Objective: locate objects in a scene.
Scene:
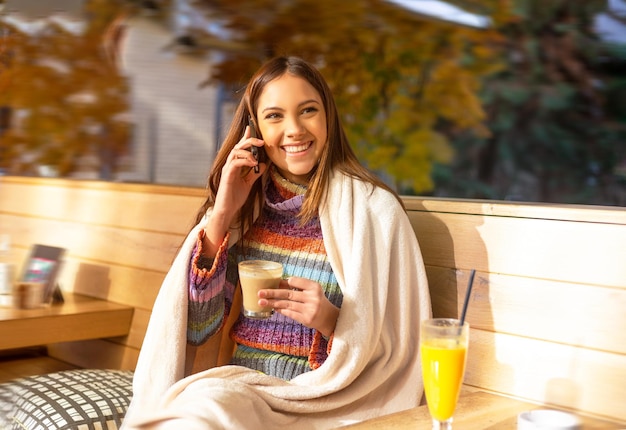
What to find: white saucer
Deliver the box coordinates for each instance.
[517,410,581,430]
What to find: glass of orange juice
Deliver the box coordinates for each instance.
[420,318,469,430]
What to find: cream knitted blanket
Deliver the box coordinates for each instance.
[122,171,431,429]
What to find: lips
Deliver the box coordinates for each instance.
[282,142,313,154]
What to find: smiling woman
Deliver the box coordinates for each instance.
[121,56,432,429]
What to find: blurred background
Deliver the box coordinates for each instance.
[0,0,625,205]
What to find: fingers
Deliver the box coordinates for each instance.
[257,277,335,331]
[230,148,256,163]
[234,126,264,153]
[282,277,308,291]
[258,277,318,310]
[260,278,304,298]
[258,287,301,304]
[226,147,263,180]
[227,128,264,173]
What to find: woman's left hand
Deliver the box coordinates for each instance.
[258,277,339,338]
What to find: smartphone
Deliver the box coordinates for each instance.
[247,116,264,173]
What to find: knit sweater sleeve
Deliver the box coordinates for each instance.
[187,230,234,346]
[309,332,333,370]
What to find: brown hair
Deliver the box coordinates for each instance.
[194,56,403,234]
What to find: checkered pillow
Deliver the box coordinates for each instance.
[0,369,133,430]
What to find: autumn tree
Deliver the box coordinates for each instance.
[0,0,130,178]
[186,0,506,193]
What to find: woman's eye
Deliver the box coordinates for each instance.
[302,106,318,115]
[264,112,281,120]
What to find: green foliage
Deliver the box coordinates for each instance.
[437,0,626,205]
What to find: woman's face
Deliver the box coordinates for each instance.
[256,73,327,185]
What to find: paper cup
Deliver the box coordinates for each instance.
[14,282,46,309]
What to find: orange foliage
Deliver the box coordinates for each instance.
[199,0,510,192]
[0,0,130,177]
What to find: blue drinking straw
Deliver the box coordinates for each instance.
[459,269,476,326]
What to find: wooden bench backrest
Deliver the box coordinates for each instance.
[404,196,626,424]
[1,177,625,424]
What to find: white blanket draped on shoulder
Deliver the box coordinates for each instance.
[122,171,432,429]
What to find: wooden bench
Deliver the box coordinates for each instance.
[0,176,205,370]
[340,391,622,429]
[1,176,624,425]
[404,197,626,425]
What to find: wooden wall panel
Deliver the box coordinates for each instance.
[1,178,203,372]
[48,339,139,371]
[407,201,626,423]
[409,211,626,288]
[59,258,166,310]
[465,329,626,423]
[403,196,626,224]
[2,215,183,272]
[121,308,151,350]
[426,267,626,354]
[0,178,205,234]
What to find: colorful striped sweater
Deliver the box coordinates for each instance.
[187,168,343,380]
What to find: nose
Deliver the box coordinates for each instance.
[285,115,305,138]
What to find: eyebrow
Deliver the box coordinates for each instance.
[261,99,321,113]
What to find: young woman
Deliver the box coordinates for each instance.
[123,56,431,429]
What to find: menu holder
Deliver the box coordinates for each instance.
[19,244,66,304]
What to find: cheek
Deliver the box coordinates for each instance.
[314,119,328,143]
[317,129,328,150]
[261,131,282,151]
[258,125,278,144]
[260,132,283,161]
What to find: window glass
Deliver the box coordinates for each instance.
[1,0,624,206]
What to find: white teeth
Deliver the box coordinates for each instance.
[283,143,310,153]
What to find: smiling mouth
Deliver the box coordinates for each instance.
[283,142,312,154]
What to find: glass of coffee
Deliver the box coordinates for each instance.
[238,260,283,319]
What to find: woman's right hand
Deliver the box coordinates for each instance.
[214,125,266,216]
[202,126,266,257]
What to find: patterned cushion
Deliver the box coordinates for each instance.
[0,369,133,430]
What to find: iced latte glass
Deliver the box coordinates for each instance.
[238,260,283,319]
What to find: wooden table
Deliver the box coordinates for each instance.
[0,292,133,350]
[338,391,623,429]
